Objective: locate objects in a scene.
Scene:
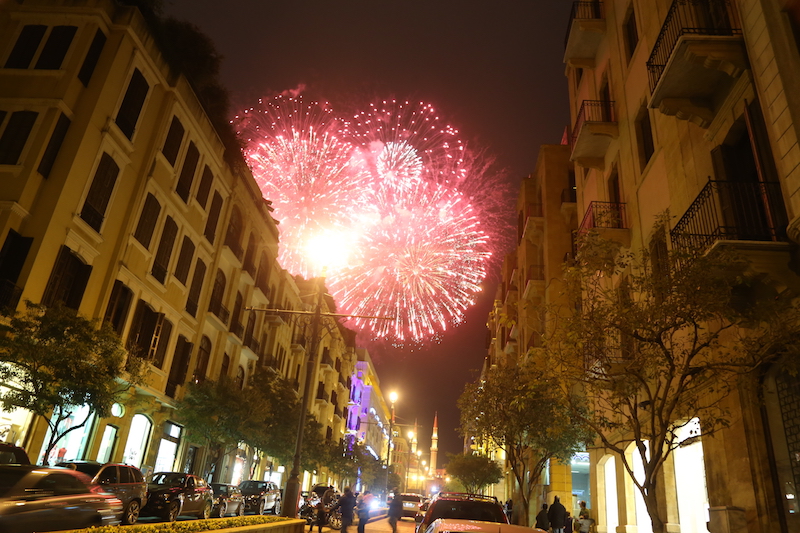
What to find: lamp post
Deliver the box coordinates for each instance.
[385,391,397,497]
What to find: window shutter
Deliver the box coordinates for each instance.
[35,26,77,70]
[78,29,106,86]
[115,69,149,139]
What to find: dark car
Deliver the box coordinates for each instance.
[141,472,213,522]
[0,442,31,465]
[400,493,424,518]
[239,479,281,515]
[415,493,508,533]
[0,464,122,533]
[58,461,147,525]
[211,482,245,518]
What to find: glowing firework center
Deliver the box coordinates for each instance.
[237,97,494,344]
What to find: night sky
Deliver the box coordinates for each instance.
[163,0,573,460]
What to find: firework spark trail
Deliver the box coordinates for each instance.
[238,96,507,344]
[236,96,373,279]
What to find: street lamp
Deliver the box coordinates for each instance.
[386,391,397,496]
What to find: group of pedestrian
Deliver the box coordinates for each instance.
[309,486,377,533]
[534,497,593,533]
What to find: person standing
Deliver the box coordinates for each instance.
[334,487,357,533]
[504,498,513,522]
[564,511,573,533]
[548,495,567,533]
[534,503,550,531]
[387,490,403,533]
[357,491,374,533]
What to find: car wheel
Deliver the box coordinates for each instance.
[217,503,227,518]
[165,501,180,522]
[123,500,141,525]
[198,501,212,520]
[237,502,245,516]
[272,498,281,515]
[258,499,266,515]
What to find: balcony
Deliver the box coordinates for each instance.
[522,264,546,300]
[670,180,788,254]
[647,0,747,128]
[564,1,605,67]
[578,201,631,247]
[230,321,244,340]
[520,202,544,243]
[570,100,618,170]
[208,299,229,325]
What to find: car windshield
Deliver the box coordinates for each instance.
[150,473,186,486]
[430,501,505,523]
[60,463,102,477]
[240,481,266,490]
[211,483,229,495]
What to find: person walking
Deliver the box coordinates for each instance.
[387,490,403,533]
[504,498,513,522]
[548,495,567,533]
[534,503,550,531]
[357,491,374,533]
[334,487,357,533]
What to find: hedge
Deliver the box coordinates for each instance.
[67,515,295,533]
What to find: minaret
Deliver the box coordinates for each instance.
[430,412,438,473]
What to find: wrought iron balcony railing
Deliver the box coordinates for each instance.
[670,179,788,254]
[571,100,616,148]
[646,0,742,92]
[564,1,604,49]
[208,299,229,324]
[579,201,627,233]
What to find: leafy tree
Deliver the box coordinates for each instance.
[458,361,591,526]
[445,452,502,494]
[549,228,800,533]
[0,301,146,464]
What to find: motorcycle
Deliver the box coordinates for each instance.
[299,494,342,530]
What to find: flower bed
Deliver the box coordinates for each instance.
[65,516,305,533]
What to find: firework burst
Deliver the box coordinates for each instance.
[237,96,509,344]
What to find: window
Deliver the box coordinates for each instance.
[235,366,245,389]
[166,335,193,398]
[38,113,71,178]
[224,205,243,258]
[115,68,149,140]
[176,141,199,202]
[195,166,213,208]
[35,26,77,70]
[204,191,223,243]
[192,336,211,383]
[78,29,106,86]
[220,353,230,380]
[133,193,161,248]
[231,292,244,337]
[41,245,92,309]
[256,252,271,295]
[636,107,655,170]
[186,258,206,317]
[173,236,195,285]
[103,280,133,335]
[0,229,32,311]
[623,7,639,62]
[5,25,47,68]
[243,233,257,275]
[209,269,227,320]
[0,110,38,164]
[161,116,185,166]
[80,152,119,232]
[152,216,178,284]
[127,299,170,366]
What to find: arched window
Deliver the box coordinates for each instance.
[231,292,244,337]
[192,336,211,383]
[122,414,152,468]
[224,206,243,259]
[255,252,270,295]
[220,353,230,381]
[243,232,257,275]
[209,269,226,321]
[235,366,245,389]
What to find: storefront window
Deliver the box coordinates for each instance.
[40,405,94,464]
[96,424,118,463]
[154,421,182,473]
[123,414,152,468]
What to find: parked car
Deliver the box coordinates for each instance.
[0,442,31,465]
[400,493,424,518]
[239,479,281,514]
[415,493,508,533]
[422,518,546,533]
[141,472,213,522]
[211,482,245,517]
[0,464,122,532]
[57,460,147,525]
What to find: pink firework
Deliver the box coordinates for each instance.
[238,96,508,344]
[235,95,372,279]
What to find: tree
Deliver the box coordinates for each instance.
[0,301,146,464]
[445,452,502,494]
[549,228,800,533]
[458,362,591,526]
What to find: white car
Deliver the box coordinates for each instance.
[422,518,547,533]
